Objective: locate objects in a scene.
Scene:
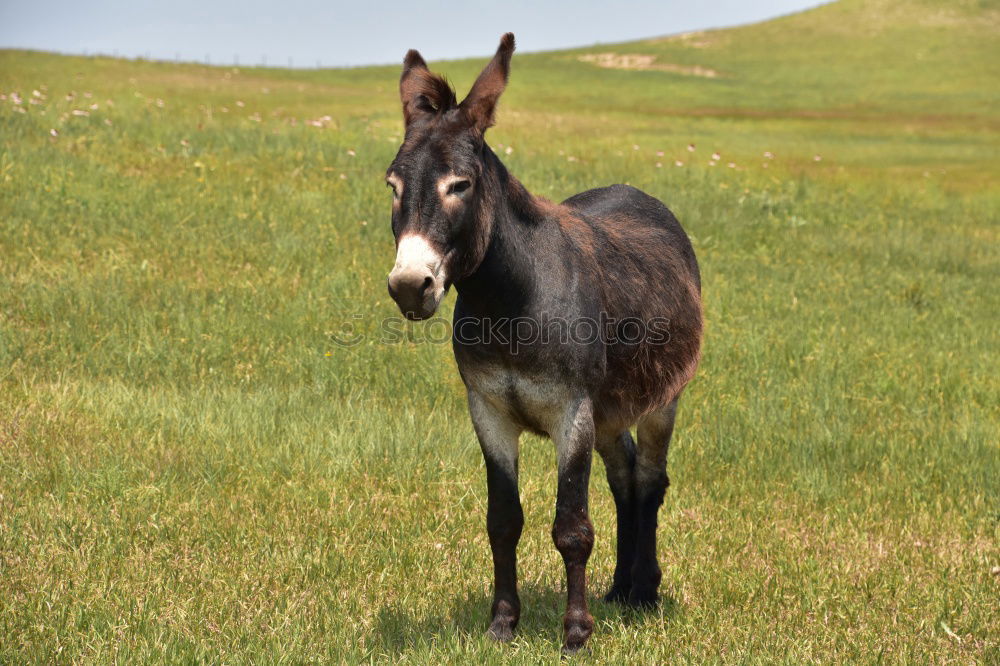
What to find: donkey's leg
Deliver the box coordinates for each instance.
[630,398,679,608]
[468,391,524,642]
[595,428,637,604]
[551,397,597,653]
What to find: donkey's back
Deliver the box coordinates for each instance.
[563,183,700,292]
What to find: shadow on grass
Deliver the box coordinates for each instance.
[372,585,682,656]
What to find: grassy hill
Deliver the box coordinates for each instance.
[1,0,998,662]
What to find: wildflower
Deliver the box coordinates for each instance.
[236,100,245,107]
[0,94,5,101]
[763,151,774,159]
[687,144,695,152]
[567,155,578,162]
[655,162,662,168]
[32,90,42,98]
[84,91,93,98]
[104,118,112,126]
[71,109,89,116]
[155,98,165,107]
[762,162,769,169]
[347,149,356,156]
[65,93,74,101]
[656,151,664,157]
[11,92,23,105]
[339,173,347,180]
[711,152,721,161]
[49,128,58,137]
[221,106,229,113]
[89,103,99,110]
[632,144,640,151]
[675,160,684,167]
[813,154,822,162]
[727,162,736,168]
[180,139,190,147]
[29,98,40,105]
[504,146,513,155]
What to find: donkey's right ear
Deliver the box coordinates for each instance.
[400,49,457,127]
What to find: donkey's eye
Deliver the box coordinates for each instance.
[448,179,472,196]
[387,182,398,198]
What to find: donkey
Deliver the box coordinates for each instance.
[384,33,702,653]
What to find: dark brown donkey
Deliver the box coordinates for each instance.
[384,33,702,653]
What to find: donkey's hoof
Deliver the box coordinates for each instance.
[487,599,519,642]
[626,587,659,609]
[561,643,592,658]
[562,609,594,654]
[603,584,631,604]
[487,618,516,642]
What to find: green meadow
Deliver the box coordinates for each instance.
[1,0,998,661]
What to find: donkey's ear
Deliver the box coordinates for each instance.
[459,33,515,133]
[400,49,457,127]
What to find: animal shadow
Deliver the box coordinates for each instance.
[372,585,682,657]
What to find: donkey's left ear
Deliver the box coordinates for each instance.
[460,33,515,133]
[400,48,458,127]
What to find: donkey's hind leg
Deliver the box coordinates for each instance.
[630,398,679,607]
[595,428,637,604]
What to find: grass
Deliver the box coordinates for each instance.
[1,0,998,662]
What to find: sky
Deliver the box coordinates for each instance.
[0,0,827,68]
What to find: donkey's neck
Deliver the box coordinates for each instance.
[453,151,548,318]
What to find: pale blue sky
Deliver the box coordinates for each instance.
[0,0,826,68]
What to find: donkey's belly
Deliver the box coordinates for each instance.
[458,360,573,436]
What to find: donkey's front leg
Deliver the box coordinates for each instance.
[468,391,524,642]
[552,397,597,653]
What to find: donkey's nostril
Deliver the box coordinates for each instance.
[421,276,433,291]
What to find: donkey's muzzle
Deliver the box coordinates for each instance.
[388,268,438,320]
[388,233,446,320]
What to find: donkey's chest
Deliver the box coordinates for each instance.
[457,359,572,436]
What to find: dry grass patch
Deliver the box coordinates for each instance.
[577,53,721,78]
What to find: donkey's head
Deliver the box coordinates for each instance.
[385,33,515,320]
